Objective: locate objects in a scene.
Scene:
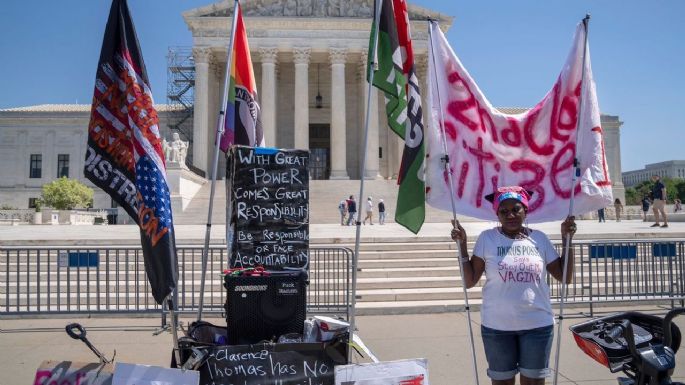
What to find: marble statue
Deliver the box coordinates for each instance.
[162,138,171,162]
[169,133,189,167]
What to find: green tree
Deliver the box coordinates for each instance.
[625,188,639,205]
[630,177,682,203]
[40,177,94,210]
[675,179,685,202]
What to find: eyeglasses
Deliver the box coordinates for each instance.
[497,205,525,217]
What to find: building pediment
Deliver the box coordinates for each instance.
[184,0,452,23]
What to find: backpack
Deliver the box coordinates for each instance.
[338,201,345,210]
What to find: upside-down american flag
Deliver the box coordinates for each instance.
[84,0,178,304]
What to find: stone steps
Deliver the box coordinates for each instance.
[172,179,464,225]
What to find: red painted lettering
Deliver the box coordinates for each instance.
[458,162,469,198]
[550,81,580,141]
[510,160,545,212]
[480,107,498,143]
[446,71,482,133]
[444,121,457,141]
[467,138,496,207]
[550,142,581,198]
[502,117,522,147]
[591,126,612,186]
[523,103,554,156]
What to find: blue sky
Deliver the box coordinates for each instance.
[1,1,683,172]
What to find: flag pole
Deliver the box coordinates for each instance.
[552,14,590,385]
[428,20,480,385]
[348,0,383,360]
[197,0,240,322]
[167,292,181,365]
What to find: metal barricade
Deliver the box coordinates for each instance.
[0,245,352,320]
[549,240,685,315]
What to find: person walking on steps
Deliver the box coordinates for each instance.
[346,195,356,226]
[378,199,386,225]
[651,175,668,228]
[450,186,577,385]
[363,196,374,225]
[338,198,347,226]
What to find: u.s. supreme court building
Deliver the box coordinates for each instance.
[0,0,625,217]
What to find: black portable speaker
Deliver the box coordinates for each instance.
[224,271,307,345]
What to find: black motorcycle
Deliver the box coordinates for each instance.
[570,308,685,385]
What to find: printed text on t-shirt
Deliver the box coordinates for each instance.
[496,246,543,284]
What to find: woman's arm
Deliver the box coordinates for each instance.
[451,223,486,288]
[547,216,576,284]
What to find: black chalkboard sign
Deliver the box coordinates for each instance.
[227,146,309,270]
[194,342,346,385]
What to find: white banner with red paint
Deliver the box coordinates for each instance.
[425,22,613,222]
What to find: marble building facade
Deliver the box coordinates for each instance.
[0,0,625,211]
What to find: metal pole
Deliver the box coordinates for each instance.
[552,14,590,385]
[428,20,480,385]
[348,0,383,361]
[197,0,240,322]
[167,293,181,366]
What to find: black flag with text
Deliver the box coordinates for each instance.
[84,0,178,304]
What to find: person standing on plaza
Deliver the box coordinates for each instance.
[363,196,374,225]
[597,208,605,222]
[675,198,682,213]
[614,198,623,222]
[338,198,348,226]
[651,175,668,227]
[378,198,386,225]
[641,195,651,222]
[346,195,356,226]
[450,186,577,385]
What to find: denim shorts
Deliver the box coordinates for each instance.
[481,324,554,380]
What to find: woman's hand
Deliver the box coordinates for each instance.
[451,221,467,242]
[561,216,577,239]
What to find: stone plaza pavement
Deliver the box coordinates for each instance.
[2,219,685,384]
[1,307,685,385]
[2,218,685,245]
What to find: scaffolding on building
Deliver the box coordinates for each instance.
[166,46,195,167]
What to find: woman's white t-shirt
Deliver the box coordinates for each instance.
[472,228,559,331]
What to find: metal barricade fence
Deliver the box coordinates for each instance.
[3,240,685,318]
[0,245,352,320]
[549,240,685,314]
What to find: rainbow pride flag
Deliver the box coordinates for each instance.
[220,2,263,152]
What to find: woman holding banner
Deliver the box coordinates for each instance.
[450,186,577,385]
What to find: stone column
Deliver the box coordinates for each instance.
[45,130,56,180]
[76,130,86,183]
[359,52,381,179]
[192,47,211,173]
[293,47,311,150]
[17,131,27,184]
[601,115,625,204]
[329,48,349,179]
[260,48,278,147]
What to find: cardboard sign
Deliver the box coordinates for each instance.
[34,360,114,385]
[112,363,199,385]
[191,342,346,385]
[227,146,310,270]
[335,359,429,385]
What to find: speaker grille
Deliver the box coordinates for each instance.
[225,273,307,345]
